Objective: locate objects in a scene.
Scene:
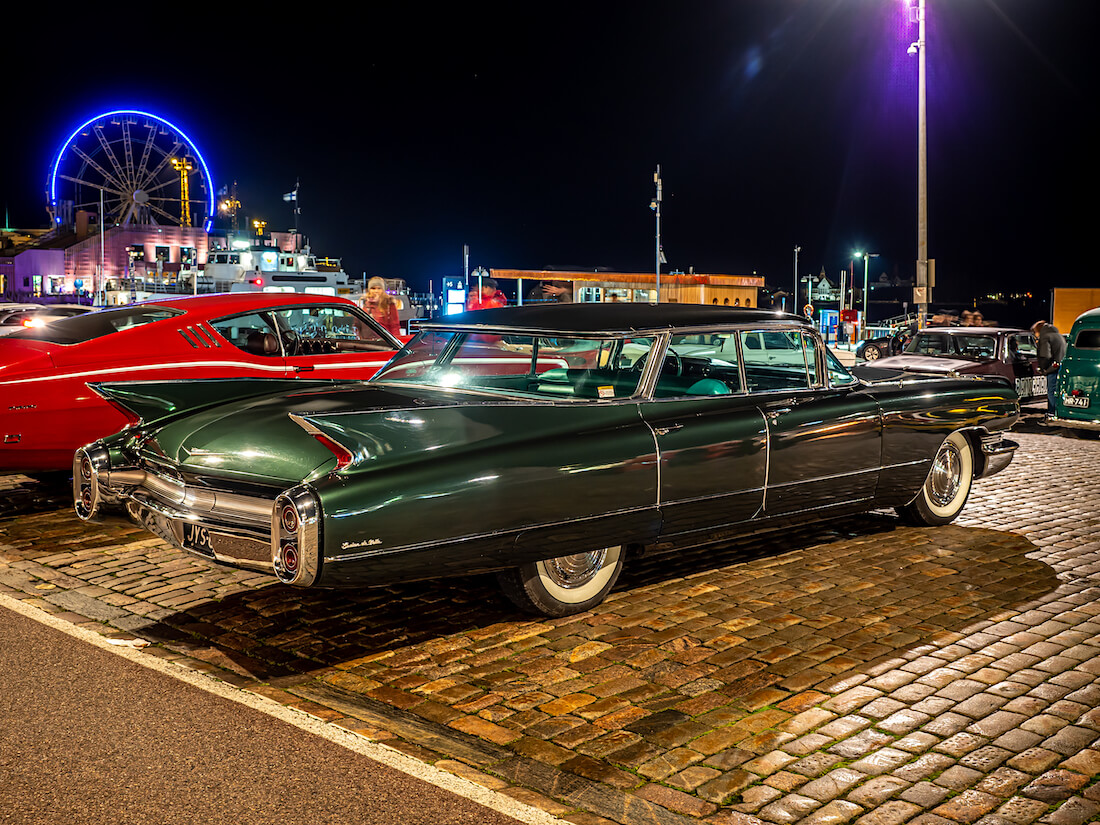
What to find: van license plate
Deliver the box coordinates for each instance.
[1064,395,1091,409]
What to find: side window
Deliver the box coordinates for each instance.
[1075,329,1100,349]
[801,331,822,386]
[210,312,281,357]
[1011,334,1038,357]
[656,331,741,397]
[271,306,393,354]
[740,329,811,392]
[825,345,857,387]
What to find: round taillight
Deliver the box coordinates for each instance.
[81,489,93,510]
[281,544,299,573]
[281,504,299,533]
[80,455,93,480]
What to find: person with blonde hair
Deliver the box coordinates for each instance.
[365,277,400,336]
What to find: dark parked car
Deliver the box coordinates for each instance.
[1050,308,1100,438]
[855,326,1045,403]
[855,330,907,361]
[75,304,1020,617]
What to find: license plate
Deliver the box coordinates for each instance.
[1064,395,1091,409]
[182,522,214,555]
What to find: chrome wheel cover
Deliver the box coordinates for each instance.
[929,442,963,507]
[543,549,606,589]
[864,346,880,360]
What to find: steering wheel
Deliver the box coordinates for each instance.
[280,329,301,356]
[632,348,682,377]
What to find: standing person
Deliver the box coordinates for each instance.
[467,278,507,311]
[543,281,572,302]
[365,277,400,336]
[1031,320,1066,413]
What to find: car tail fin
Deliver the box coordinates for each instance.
[90,379,331,426]
[289,414,358,470]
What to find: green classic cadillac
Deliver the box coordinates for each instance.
[74,304,1020,616]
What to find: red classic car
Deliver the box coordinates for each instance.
[853,326,1046,403]
[0,293,402,475]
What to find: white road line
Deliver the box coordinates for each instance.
[0,592,567,825]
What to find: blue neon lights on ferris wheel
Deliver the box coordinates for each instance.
[48,108,216,227]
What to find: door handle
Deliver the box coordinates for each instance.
[294,365,315,373]
[765,407,792,422]
[654,424,684,436]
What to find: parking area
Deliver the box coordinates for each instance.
[2,427,1099,825]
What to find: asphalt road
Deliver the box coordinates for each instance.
[0,600,534,825]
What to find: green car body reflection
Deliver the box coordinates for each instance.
[74,304,1021,616]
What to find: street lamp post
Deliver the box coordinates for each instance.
[793,245,801,311]
[908,0,929,326]
[651,166,664,302]
[862,252,879,335]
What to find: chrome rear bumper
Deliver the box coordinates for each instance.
[74,443,323,586]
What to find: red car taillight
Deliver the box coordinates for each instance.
[311,432,354,471]
[272,487,321,587]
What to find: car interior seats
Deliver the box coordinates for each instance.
[246,330,280,356]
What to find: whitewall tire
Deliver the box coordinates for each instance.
[498,546,624,617]
[897,431,974,526]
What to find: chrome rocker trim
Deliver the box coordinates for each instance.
[1046,415,1100,432]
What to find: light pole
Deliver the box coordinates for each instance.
[650,166,664,301]
[860,252,879,335]
[908,0,929,326]
[793,246,801,311]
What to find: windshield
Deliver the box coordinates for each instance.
[904,332,998,359]
[373,330,655,400]
[6,305,183,344]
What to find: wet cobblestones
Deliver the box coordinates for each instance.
[3,431,1100,824]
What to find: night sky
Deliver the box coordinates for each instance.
[2,2,1096,304]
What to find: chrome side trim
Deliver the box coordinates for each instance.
[761,463,885,492]
[326,502,659,564]
[178,328,200,348]
[1046,415,1100,432]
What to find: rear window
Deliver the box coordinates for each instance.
[6,305,183,344]
[1074,330,1100,349]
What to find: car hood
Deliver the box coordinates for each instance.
[866,354,986,373]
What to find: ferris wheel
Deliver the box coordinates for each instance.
[47,109,214,228]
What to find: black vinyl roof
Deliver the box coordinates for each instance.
[422,302,811,334]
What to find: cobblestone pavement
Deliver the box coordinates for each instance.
[3,428,1100,825]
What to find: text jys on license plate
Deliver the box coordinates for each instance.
[1064,395,1090,408]
[183,523,213,552]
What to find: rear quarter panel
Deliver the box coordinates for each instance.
[311,401,660,585]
